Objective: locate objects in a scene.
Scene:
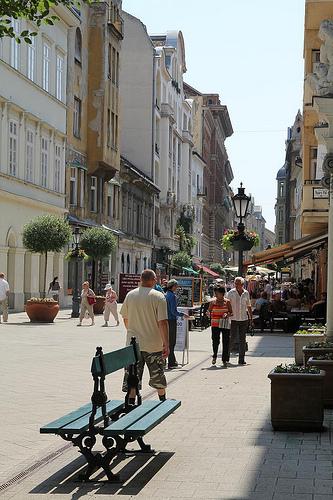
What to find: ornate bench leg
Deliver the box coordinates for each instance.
[137,436,154,453]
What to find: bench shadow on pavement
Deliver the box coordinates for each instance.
[29,451,173,497]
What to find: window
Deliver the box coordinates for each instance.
[111,112,118,148]
[116,51,120,86]
[108,44,112,78]
[73,97,81,138]
[41,137,48,187]
[113,185,119,219]
[310,146,318,178]
[278,207,283,223]
[90,176,97,212]
[70,167,77,205]
[279,181,285,198]
[107,109,111,147]
[79,169,85,207]
[177,141,181,166]
[74,28,82,63]
[8,120,18,176]
[312,49,320,73]
[26,129,34,181]
[56,54,64,101]
[27,36,36,81]
[112,47,116,84]
[107,192,112,217]
[10,20,20,70]
[54,144,61,192]
[42,42,50,92]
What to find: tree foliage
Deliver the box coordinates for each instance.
[0,1,92,42]
[80,227,116,260]
[175,224,195,254]
[209,263,225,276]
[22,214,71,296]
[22,214,72,254]
[171,251,192,272]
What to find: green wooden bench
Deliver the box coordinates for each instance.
[40,337,181,482]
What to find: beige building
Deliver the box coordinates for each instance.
[0,8,79,310]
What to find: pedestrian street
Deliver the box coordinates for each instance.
[1,309,333,499]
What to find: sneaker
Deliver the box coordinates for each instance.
[102,322,108,327]
[116,321,119,326]
[212,357,216,365]
[168,364,179,369]
[223,361,228,368]
[238,360,247,365]
[77,323,82,327]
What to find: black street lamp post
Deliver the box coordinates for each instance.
[71,226,82,318]
[232,183,251,277]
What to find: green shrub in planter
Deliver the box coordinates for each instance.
[303,341,333,366]
[309,353,333,408]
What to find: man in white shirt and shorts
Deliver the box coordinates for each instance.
[120,269,169,402]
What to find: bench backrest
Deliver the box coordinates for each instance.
[91,341,140,376]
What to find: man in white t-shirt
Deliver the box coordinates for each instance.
[120,269,169,402]
[227,277,253,365]
[0,273,10,323]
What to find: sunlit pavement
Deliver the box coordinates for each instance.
[1,308,333,499]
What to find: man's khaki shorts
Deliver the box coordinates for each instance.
[123,350,167,391]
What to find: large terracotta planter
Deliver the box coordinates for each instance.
[93,296,105,315]
[293,333,326,365]
[309,357,333,408]
[25,300,60,323]
[303,346,333,366]
[268,369,325,431]
[231,238,254,252]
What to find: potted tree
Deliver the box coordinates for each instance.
[22,215,72,322]
[268,363,325,431]
[309,353,333,408]
[170,251,192,274]
[293,329,326,365]
[80,227,116,314]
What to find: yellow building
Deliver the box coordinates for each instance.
[65,1,123,295]
[302,0,332,235]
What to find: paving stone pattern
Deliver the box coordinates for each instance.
[0,309,333,499]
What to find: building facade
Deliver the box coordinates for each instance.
[65,1,123,296]
[0,7,79,310]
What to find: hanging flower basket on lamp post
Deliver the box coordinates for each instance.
[221,229,259,252]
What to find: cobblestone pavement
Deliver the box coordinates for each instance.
[0,309,333,499]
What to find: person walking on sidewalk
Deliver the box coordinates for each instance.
[208,285,233,367]
[0,272,10,323]
[102,283,119,327]
[227,277,253,365]
[165,279,188,369]
[77,281,95,326]
[120,269,169,402]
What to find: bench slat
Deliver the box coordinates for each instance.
[125,400,181,437]
[91,345,138,375]
[59,400,124,434]
[40,402,93,434]
[103,401,161,436]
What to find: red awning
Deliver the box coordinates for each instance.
[197,265,219,278]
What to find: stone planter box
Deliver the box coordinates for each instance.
[25,300,60,323]
[93,296,105,315]
[231,238,254,252]
[267,369,325,431]
[293,333,326,365]
[308,357,333,408]
[303,346,333,366]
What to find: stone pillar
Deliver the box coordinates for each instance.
[0,246,8,275]
[313,97,333,339]
[53,252,65,306]
[9,248,25,311]
[24,252,40,301]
